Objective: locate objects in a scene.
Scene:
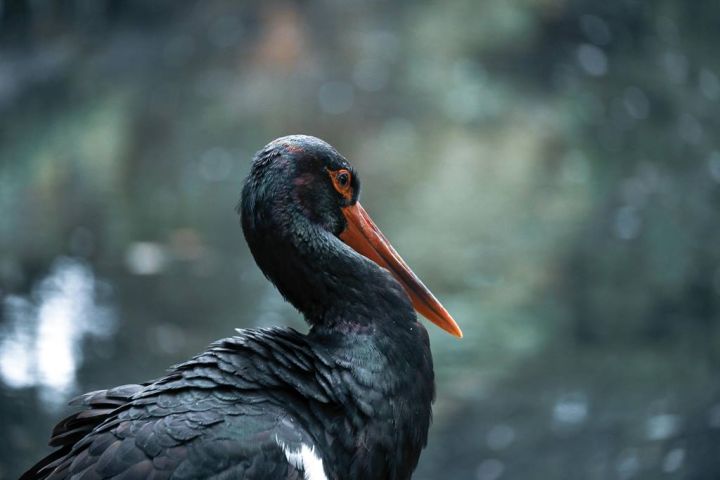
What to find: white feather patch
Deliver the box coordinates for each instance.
[276,438,327,480]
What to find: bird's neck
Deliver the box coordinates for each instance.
[244,207,435,478]
[248,211,417,331]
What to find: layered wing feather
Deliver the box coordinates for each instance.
[22,328,335,480]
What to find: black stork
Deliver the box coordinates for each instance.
[22,135,462,480]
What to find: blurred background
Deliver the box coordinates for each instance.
[1,0,719,478]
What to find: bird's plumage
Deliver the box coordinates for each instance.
[24,327,433,480]
[22,135,452,480]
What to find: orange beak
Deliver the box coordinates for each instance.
[339,202,463,338]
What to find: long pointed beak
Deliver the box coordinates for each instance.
[339,202,463,338]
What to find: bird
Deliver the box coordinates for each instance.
[21,135,462,480]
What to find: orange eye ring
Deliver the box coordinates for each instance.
[328,168,353,200]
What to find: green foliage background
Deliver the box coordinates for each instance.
[1,1,719,478]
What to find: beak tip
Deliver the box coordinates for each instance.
[449,325,463,339]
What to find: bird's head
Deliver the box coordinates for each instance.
[241,135,462,338]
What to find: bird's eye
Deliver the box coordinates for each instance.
[328,168,353,199]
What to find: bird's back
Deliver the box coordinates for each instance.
[23,324,433,480]
[23,328,334,480]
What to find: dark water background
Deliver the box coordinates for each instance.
[1,1,720,479]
